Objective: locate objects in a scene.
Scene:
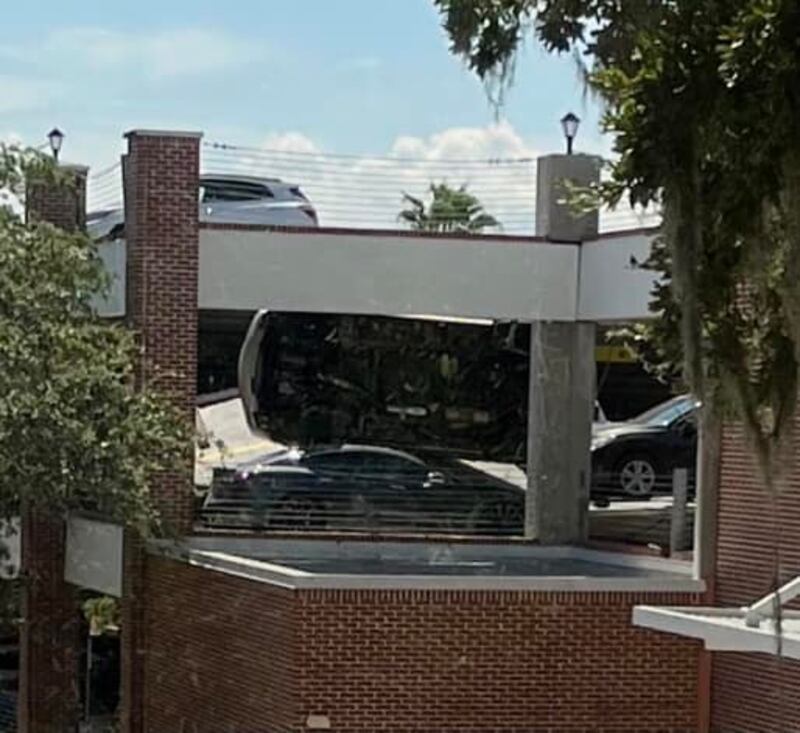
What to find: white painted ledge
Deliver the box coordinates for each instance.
[152,539,704,593]
[633,605,800,659]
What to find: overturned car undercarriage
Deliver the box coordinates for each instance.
[240,311,530,462]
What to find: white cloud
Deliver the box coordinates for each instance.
[260,132,321,155]
[390,121,537,161]
[12,27,259,80]
[0,76,61,113]
[0,131,23,146]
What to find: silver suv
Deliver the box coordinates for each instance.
[88,174,318,240]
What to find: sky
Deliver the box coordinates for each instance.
[1,0,606,164]
[0,1,636,230]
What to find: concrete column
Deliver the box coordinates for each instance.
[20,165,88,732]
[119,130,201,733]
[693,405,722,590]
[525,321,595,544]
[535,154,600,243]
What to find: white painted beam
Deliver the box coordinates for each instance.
[199,227,580,321]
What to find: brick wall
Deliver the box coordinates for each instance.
[712,653,800,733]
[710,421,800,731]
[120,130,202,732]
[142,555,300,732]
[298,588,702,733]
[20,165,88,732]
[140,555,702,733]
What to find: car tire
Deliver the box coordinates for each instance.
[615,453,660,498]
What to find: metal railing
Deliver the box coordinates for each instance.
[198,457,527,537]
[195,448,696,552]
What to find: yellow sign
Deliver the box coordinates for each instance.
[595,345,636,363]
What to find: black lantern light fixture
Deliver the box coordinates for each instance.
[47,127,64,162]
[560,113,580,155]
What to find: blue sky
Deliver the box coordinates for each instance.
[1,0,606,170]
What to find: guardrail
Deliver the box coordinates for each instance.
[194,456,696,550]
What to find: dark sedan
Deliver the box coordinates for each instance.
[202,444,525,535]
[590,395,699,500]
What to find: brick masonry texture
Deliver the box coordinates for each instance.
[297,588,702,733]
[711,421,800,732]
[124,132,199,536]
[142,554,702,733]
[19,515,80,732]
[25,167,87,233]
[120,132,201,732]
[142,556,300,732]
[20,168,88,732]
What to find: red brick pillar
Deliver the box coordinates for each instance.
[118,130,201,732]
[19,516,80,732]
[20,165,88,732]
[25,164,88,232]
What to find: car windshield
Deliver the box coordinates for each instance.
[630,395,696,427]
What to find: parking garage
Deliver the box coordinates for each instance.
[23,130,706,732]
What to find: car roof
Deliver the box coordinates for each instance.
[241,444,427,470]
[200,174,301,189]
[241,465,315,476]
[328,444,426,464]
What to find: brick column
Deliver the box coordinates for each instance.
[19,516,80,732]
[20,165,88,732]
[25,164,88,232]
[118,130,201,733]
[123,130,200,534]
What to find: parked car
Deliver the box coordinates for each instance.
[202,444,525,535]
[87,174,317,240]
[590,394,699,500]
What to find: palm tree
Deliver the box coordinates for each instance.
[398,183,499,233]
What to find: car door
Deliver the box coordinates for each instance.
[354,453,441,531]
[301,451,370,528]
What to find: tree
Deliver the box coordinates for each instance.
[435,0,800,495]
[399,183,499,233]
[0,144,187,533]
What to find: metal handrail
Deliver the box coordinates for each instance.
[744,576,800,628]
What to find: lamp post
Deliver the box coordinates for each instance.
[47,127,64,163]
[560,113,580,155]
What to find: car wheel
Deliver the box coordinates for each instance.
[471,499,524,534]
[616,454,659,498]
[268,496,326,530]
